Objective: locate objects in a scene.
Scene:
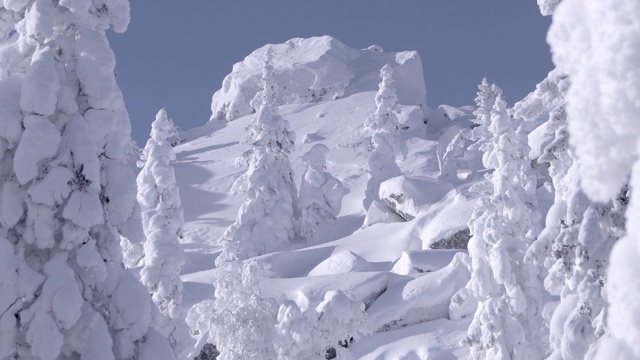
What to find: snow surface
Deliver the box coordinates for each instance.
[209,36,427,122]
[151,36,574,359]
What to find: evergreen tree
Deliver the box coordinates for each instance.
[0,1,174,359]
[213,259,279,360]
[363,64,407,210]
[299,144,349,242]
[438,129,471,183]
[468,78,502,152]
[137,109,193,358]
[460,93,543,360]
[524,71,627,360]
[547,1,640,358]
[274,291,370,360]
[220,52,298,259]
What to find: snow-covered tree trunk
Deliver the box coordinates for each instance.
[363,64,407,210]
[137,109,193,358]
[299,144,349,242]
[460,93,543,360]
[548,1,640,358]
[0,1,176,359]
[220,51,298,259]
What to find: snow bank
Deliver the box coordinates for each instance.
[308,251,376,277]
[414,185,476,249]
[210,36,427,121]
[350,318,471,360]
[379,175,453,220]
[391,249,466,277]
[367,252,472,331]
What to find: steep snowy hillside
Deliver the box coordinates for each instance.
[173,37,491,359]
[210,36,427,122]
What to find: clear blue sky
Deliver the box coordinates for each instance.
[108,1,553,145]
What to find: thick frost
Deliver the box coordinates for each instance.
[13,115,60,184]
[548,0,640,202]
[0,1,176,358]
[549,1,640,358]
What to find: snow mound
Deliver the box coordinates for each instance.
[210,36,427,121]
[362,200,405,228]
[308,251,375,277]
[391,249,466,277]
[367,252,472,331]
[380,175,454,220]
[415,185,477,249]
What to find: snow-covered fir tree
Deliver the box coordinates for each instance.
[363,64,407,210]
[522,70,627,360]
[137,109,193,358]
[299,144,349,242]
[187,248,280,360]
[274,291,370,360]
[538,0,562,16]
[460,92,543,360]
[548,1,640,358]
[220,51,298,259]
[468,78,501,152]
[213,259,279,360]
[0,1,177,359]
[438,129,471,183]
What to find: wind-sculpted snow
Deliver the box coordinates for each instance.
[210,36,427,122]
[367,252,472,332]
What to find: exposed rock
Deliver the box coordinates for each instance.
[379,175,453,221]
[429,228,471,250]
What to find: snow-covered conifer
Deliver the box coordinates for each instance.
[221,53,298,258]
[538,0,562,16]
[314,290,371,359]
[299,144,349,242]
[274,290,370,360]
[547,1,640,358]
[363,64,407,210]
[460,93,543,359]
[469,78,502,151]
[274,300,317,359]
[0,1,176,359]
[438,129,471,183]
[137,109,193,358]
[522,70,627,360]
[213,259,279,360]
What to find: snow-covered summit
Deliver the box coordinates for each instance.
[210,36,427,121]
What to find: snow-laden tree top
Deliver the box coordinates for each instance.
[210,36,427,121]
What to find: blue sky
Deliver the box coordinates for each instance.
[108,1,553,144]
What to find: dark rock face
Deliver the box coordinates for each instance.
[194,343,220,360]
[429,228,471,250]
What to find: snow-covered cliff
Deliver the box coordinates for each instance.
[209,36,427,121]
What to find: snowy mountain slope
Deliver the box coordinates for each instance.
[172,37,488,358]
[209,36,427,122]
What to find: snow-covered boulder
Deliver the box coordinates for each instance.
[367,252,472,331]
[379,175,453,220]
[308,251,375,277]
[210,36,427,121]
[362,200,404,228]
[390,249,466,277]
